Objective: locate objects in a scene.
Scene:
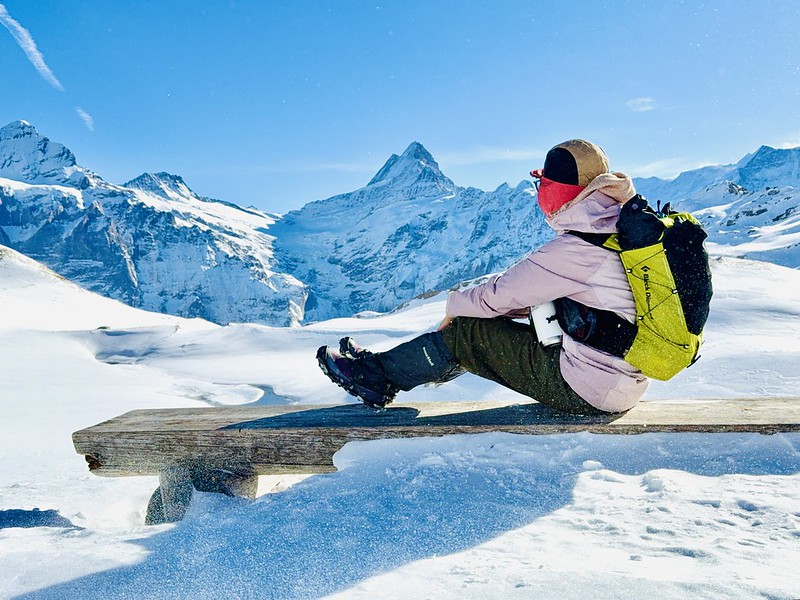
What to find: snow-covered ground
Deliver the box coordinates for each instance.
[1,245,799,599]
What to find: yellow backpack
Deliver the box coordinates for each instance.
[555,195,713,380]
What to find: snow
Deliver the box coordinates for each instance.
[1,244,799,599]
[126,178,279,239]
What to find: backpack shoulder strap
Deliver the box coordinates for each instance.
[566,230,622,252]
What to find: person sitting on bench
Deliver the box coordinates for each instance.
[317,139,648,415]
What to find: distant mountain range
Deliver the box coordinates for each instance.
[0,121,305,326]
[635,146,800,266]
[1,120,798,325]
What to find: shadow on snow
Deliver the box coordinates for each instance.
[19,431,800,599]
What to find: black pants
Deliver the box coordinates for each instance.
[441,316,603,415]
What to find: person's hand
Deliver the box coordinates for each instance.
[503,307,531,320]
[437,315,455,331]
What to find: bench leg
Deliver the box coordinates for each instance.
[191,467,258,499]
[145,466,194,525]
[145,466,259,525]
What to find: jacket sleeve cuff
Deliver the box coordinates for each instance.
[445,291,457,316]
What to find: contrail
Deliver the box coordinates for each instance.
[0,3,64,91]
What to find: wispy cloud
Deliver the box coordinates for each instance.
[438,146,545,167]
[625,97,656,112]
[772,134,800,149]
[76,107,94,131]
[0,3,64,91]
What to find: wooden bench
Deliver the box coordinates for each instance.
[72,397,800,524]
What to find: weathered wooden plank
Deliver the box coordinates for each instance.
[73,397,800,477]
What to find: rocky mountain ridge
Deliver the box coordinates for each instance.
[0,121,306,326]
[1,120,798,325]
[636,144,800,267]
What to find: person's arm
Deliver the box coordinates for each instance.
[443,236,596,321]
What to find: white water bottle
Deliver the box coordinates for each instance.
[530,302,563,346]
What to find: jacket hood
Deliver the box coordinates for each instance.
[546,172,636,234]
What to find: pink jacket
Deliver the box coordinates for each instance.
[445,173,649,412]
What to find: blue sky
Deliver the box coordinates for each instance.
[1,1,799,213]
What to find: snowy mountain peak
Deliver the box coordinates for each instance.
[125,172,196,200]
[367,141,449,187]
[401,141,438,165]
[1,119,37,138]
[743,145,787,170]
[737,144,800,188]
[1,120,77,171]
[0,120,96,189]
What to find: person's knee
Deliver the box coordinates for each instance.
[443,316,480,337]
[445,316,469,329]
[440,316,469,353]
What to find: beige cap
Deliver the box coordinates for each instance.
[544,139,609,187]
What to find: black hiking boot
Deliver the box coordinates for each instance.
[316,346,398,409]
